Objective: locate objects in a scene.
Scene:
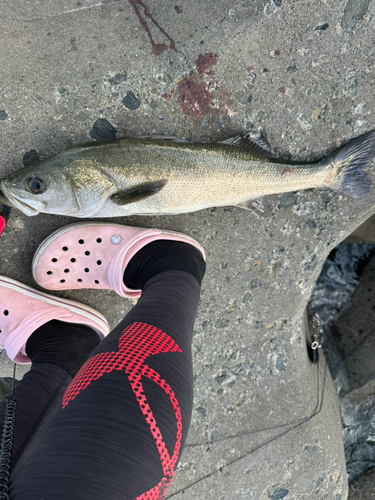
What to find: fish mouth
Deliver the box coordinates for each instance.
[0,183,41,216]
[0,188,16,208]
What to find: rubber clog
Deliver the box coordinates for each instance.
[0,276,109,364]
[32,222,205,298]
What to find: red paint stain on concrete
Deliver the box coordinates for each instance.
[177,79,212,118]
[195,53,219,76]
[176,52,236,124]
[128,0,177,55]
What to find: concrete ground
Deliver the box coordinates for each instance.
[1,0,375,497]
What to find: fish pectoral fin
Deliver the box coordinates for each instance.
[237,197,264,213]
[110,179,168,206]
[221,131,275,158]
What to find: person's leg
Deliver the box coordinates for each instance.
[0,322,100,474]
[10,239,205,500]
[0,276,109,478]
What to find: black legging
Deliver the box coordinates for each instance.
[3,270,200,499]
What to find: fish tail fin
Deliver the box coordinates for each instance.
[328,129,375,199]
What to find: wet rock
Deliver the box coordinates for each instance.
[315,23,329,32]
[332,97,352,114]
[214,370,227,383]
[108,72,127,86]
[234,91,252,105]
[269,488,289,499]
[340,388,375,481]
[275,356,286,372]
[348,79,357,97]
[123,91,141,110]
[89,118,116,140]
[207,430,219,442]
[201,116,210,126]
[216,115,229,126]
[349,467,375,499]
[279,193,296,208]
[22,149,40,167]
[0,110,8,120]
[195,407,207,417]
[57,84,66,94]
[341,0,373,32]
[315,476,324,487]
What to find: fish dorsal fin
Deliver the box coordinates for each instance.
[141,135,189,143]
[221,131,275,157]
[111,179,167,206]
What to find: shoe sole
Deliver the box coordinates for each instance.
[0,275,109,338]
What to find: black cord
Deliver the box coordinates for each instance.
[0,364,17,499]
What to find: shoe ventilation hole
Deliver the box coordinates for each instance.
[95,280,99,284]
[52,258,57,262]
[47,271,52,275]
[97,260,102,265]
[77,279,82,282]
[3,310,9,316]
[62,246,68,251]
[85,251,90,256]
[84,268,89,273]
[60,279,65,283]
[64,269,70,273]
[70,258,76,263]
[96,238,102,243]
[79,239,84,244]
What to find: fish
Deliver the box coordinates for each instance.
[0,130,374,218]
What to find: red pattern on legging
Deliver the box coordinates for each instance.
[63,322,183,500]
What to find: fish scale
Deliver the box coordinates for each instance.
[0,131,374,218]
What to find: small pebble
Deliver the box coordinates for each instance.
[216,115,229,126]
[315,23,329,31]
[89,119,116,140]
[23,149,40,167]
[108,73,127,86]
[123,91,141,110]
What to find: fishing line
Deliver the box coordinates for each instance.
[166,361,327,498]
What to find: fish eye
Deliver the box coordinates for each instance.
[27,177,46,194]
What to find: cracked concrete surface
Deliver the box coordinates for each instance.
[1,0,375,497]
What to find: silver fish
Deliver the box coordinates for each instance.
[0,130,374,218]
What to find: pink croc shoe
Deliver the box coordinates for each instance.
[32,223,205,298]
[0,276,109,364]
